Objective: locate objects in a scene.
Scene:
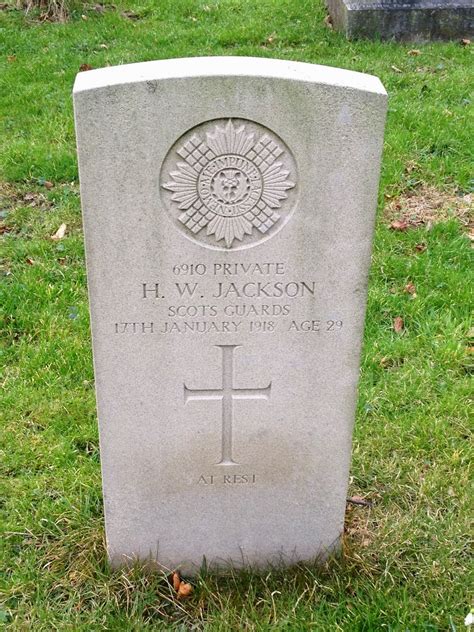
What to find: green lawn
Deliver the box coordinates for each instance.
[1,1,473,629]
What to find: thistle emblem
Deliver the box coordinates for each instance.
[162,120,296,248]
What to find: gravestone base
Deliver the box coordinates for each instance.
[326,0,474,41]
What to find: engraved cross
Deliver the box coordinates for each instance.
[184,345,271,466]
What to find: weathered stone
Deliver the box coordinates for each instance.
[326,0,474,41]
[73,57,387,573]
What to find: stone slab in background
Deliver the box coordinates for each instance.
[326,0,474,41]
[73,57,387,574]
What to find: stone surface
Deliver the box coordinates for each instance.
[326,0,474,41]
[73,57,387,573]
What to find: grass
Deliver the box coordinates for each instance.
[1,0,473,629]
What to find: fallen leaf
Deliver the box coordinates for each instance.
[404,281,416,294]
[58,257,67,265]
[347,496,373,507]
[79,64,93,72]
[25,257,35,265]
[7,55,16,62]
[171,571,181,591]
[177,582,193,599]
[51,223,67,240]
[415,242,427,252]
[408,49,421,56]
[393,316,404,333]
[43,180,54,190]
[460,38,470,46]
[390,219,409,231]
[391,65,402,73]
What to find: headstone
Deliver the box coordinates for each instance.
[326,0,474,41]
[73,57,387,573]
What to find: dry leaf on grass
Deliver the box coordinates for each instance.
[460,38,471,46]
[393,316,404,333]
[390,219,409,231]
[51,223,67,240]
[404,282,416,295]
[408,49,421,56]
[415,243,427,252]
[25,257,35,265]
[171,571,181,591]
[177,582,193,599]
[79,64,93,72]
[169,570,193,599]
[347,496,373,507]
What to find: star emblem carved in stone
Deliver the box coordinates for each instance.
[162,120,295,248]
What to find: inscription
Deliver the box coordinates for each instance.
[114,319,343,334]
[198,474,257,485]
[115,322,154,334]
[113,261,346,337]
[160,119,297,250]
[164,321,242,334]
[288,320,343,332]
[212,281,315,298]
[172,262,286,276]
[184,345,271,466]
[142,280,316,300]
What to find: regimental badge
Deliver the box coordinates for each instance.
[160,119,297,250]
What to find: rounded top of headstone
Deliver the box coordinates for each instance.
[73,56,387,98]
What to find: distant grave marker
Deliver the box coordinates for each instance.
[326,0,474,41]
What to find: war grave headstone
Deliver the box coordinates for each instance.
[326,0,474,42]
[73,57,387,573]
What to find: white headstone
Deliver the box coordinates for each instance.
[73,57,387,573]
